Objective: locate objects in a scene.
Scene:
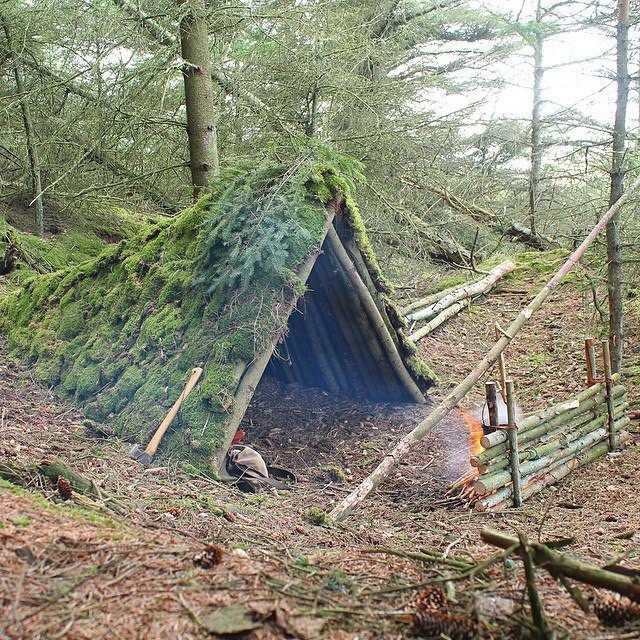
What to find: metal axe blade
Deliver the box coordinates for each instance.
[130,444,153,466]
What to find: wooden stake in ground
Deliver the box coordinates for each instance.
[495,323,508,400]
[585,338,598,386]
[328,174,640,523]
[506,380,523,508]
[485,382,499,429]
[602,339,617,452]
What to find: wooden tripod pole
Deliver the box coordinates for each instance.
[495,322,508,400]
[506,380,523,508]
[329,174,640,523]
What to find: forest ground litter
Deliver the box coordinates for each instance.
[1,259,640,638]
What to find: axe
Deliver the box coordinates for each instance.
[130,366,203,466]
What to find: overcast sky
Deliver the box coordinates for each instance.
[429,0,634,142]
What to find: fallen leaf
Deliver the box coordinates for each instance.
[201,604,261,635]
[248,600,276,619]
[474,594,516,620]
[275,602,326,640]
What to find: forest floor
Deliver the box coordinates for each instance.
[1,257,640,639]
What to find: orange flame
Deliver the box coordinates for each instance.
[458,406,485,458]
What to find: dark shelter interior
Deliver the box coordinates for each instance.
[264,225,420,403]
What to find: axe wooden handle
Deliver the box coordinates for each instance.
[145,367,203,456]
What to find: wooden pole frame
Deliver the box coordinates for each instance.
[602,339,617,452]
[329,174,640,522]
[495,323,508,400]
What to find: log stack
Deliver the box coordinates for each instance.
[402,261,516,342]
[452,375,630,510]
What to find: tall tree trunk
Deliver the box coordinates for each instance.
[528,0,544,238]
[607,0,630,373]
[2,17,45,237]
[179,0,219,196]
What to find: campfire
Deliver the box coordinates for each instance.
[442,406,486,502]
[458,406,485,458]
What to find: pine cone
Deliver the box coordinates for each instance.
[411,587,448,613]
[56,476,73,501]
[594,596,640,627]
[412,610,478,640]
[193,543,224,569]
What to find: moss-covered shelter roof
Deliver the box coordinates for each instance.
[0,161,434,474]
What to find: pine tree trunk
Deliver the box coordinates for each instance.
[179,0,219,196]
[528,0,544,238]
[2,17,45,238]
[607,0,630,373]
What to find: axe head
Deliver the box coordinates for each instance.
[130,444,154,466]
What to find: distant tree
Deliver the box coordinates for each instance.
[1,13,44,236]
[607,0,630,372]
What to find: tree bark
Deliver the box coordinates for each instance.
[2,16,45,237]
[179,0,219,196]
[528,0,544,238]
[328,174,640,522]
[607,0,630,373]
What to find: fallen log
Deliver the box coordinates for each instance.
[506,222,557,250]
[409,180,558,250]
[476,430,630,510]
[406,261,515,322]
[327,174,640,522]
[409,300,467,342]
[481,525,640,602]
[399,284,465,316]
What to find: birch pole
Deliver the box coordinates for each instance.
[329,174,640,523]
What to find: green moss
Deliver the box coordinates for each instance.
[407,356,438,383]
[303,507,331,526]
[75,364,101,398]
[12,517,31,527]
[502,249,569,285]
[138,306,185,350]
[431,273,469,292]
[35,355,63,385]
[58,303,85,340]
